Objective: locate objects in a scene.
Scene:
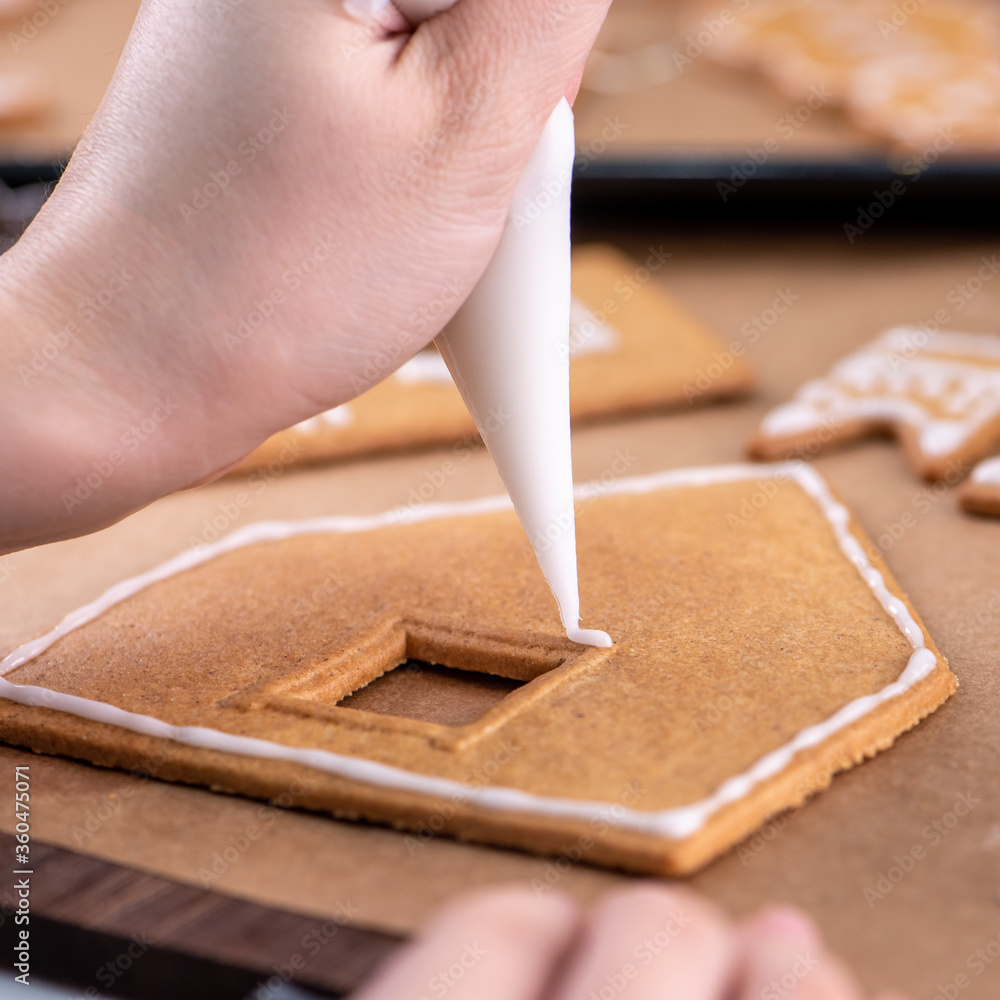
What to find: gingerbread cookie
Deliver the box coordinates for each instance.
[702,0,1000,149]
[959,456,1000,516]
[0,464,955,875]
[750,328,1000,481]
[0,69,48,124]
[235,244,754,473]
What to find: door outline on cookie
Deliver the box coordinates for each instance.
[222,615,612,751]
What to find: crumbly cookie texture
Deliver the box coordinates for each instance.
[959,455,1000,516]
[750,328,1000,481]
[234,244,754,474]
[0,465,955,875]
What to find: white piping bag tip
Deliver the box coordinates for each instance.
[436,99,611,650]
[565,627,613,648]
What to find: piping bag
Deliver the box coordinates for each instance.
[352,0,611,648]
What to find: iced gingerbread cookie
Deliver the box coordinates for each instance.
[234,244,754,473]
[959,456,1000,516]
[0,463,955,875]
[701,0,1000,149]
[750,328,1000,481]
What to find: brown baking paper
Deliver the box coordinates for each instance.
[3,233,1000,999]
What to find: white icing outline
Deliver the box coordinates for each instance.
[567,298,619,358]
[759,327,1000,459]
[292,404,353,433]
[392,349,454,386]
[971,455,1000,486]
[0,463,938,840]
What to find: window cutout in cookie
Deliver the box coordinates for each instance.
[337,659,526,728]
[226,616,612,749]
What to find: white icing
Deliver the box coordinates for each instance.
[0,463,939,841]
[293,404,353,433]
[393,348,453,385]
[568,299,619,358]
[971,455,1000,485]
[760,328,1000,458]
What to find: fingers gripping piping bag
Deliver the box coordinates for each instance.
[349,0,612,648]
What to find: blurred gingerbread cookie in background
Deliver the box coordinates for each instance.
[698,0,1000,150]
[0,65,47,124]
[0,0,136,169]
[235,244,755,474]
[750,328,1000,481]
[0,0,44,17]
[0,0,52,127]
[959,455,1000,516]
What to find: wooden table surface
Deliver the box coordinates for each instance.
[0,830,398,997]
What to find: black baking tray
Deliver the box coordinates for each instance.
[571,152,1000,227]
[5,153,1000,233]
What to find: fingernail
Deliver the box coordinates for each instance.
[344,0,388,18]
[754,906,822,947]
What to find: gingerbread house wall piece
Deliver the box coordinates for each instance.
[0,465,956,875]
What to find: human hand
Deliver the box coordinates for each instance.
[1,0,610,551]
[351,884,911,1000]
